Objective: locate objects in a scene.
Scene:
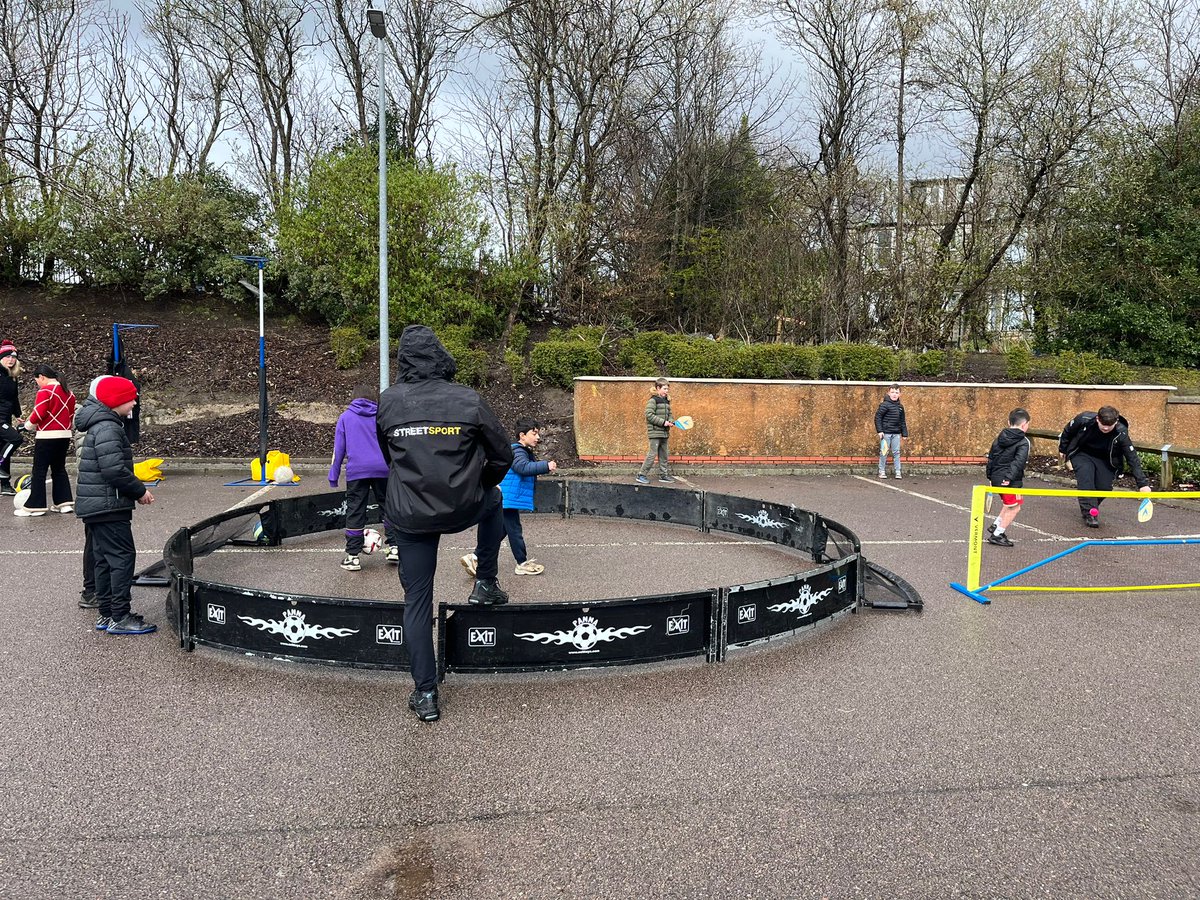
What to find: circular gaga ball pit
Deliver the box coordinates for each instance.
[161,479,920,678]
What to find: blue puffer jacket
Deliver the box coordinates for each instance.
[498,443,550,511]
[74,398,146,520]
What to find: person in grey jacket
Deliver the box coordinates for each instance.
[75,376,156,634]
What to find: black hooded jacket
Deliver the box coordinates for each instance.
[376,326,513,534]
[986,426,1030,487]
[0,366,19,425]
[1058,411,1149,487]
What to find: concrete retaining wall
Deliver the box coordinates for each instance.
[574,378,1189,466]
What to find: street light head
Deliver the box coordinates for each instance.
[366,7,386,38]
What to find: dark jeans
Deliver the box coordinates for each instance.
[503,509,527,563]
[27,437,73,509]
[90,518,137,620]
[83,524,95,597]
[1071,453,1115,514]
[344,477,397,554]
[394,488,505,692]
[0,423,21,481]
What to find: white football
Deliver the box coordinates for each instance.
[13,488,29,511]
[362,528,384,554]
[272,465,294,484]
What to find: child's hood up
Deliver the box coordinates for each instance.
[347,398,378,417]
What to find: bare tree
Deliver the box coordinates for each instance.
[772,0,891,342]
[0,0,99,279]
[1132,0,1200,165]
[138,0,236,176]
[917,0,1135,345]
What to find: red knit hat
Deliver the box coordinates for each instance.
[96,376,138,409]
[0,339,15,360]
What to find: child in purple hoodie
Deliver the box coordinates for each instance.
[329,385,399,571]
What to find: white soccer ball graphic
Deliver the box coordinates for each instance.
[362,528,384,554]
[272,465,294,484]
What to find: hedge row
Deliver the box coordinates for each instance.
[331,324,1181,391]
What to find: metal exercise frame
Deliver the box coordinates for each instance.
[162,480,922,678]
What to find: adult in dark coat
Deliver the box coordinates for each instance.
[376,326,514,722]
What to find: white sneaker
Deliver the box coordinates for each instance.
[14,507,46,517]
[385,546,399,564]
[460,553,478,576]
[514,559,545,576]
[340,554,361,571]
[53,502,74,514]
[894,473,902,479]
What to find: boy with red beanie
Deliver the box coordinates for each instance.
[75,376,157,634]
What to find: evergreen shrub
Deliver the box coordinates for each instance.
[911,350,943,376]
[530,340,603,389]
[330,326,370,370]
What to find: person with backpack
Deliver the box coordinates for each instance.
[1058,405,1151,528]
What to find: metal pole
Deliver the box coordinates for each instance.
[378,38,389,391]
[258,261,268,482]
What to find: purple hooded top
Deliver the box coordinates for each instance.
[328,398,390,485]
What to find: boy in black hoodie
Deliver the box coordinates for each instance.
[985,408,1031,547]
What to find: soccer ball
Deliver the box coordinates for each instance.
[14,474,30,492]
[272,465,294,485]
[12,488,29,512]
[362,528,384,554]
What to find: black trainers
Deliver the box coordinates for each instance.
[408,689,440,722]
[987,531,1014,547]
[79,590,100,609]
[107,613,157,635]
[467,578,509,606]
[986,523,996,535]
[0,482,14,497]
[658,475,674,483]
[1083,512,1100,528]
[94,615,112,631]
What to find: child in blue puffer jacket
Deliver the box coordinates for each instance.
[461,418,556,577]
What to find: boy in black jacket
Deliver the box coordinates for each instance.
[985,408,1031,547]
[1058,405,1151,528]
[74,376,157,634]
[376,326,513,723]
[874,384,908,479]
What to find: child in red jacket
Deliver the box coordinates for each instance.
[18,364,77,516]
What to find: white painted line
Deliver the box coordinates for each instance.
[851,474,1069,541]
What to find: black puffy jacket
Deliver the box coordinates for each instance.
[874,398,908,436]
[986,427,1030,487]
[74,398,146,520]
[376,326,513,534]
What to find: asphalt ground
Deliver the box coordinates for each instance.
[2,470,1199,899]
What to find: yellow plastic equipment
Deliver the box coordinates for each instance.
[250,450,300,483]
[134,458,165,484]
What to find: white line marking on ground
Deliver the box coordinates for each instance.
[227,483,276,511]
[851,474,1070,541]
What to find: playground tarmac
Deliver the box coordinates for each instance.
[2,469,1199,899]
